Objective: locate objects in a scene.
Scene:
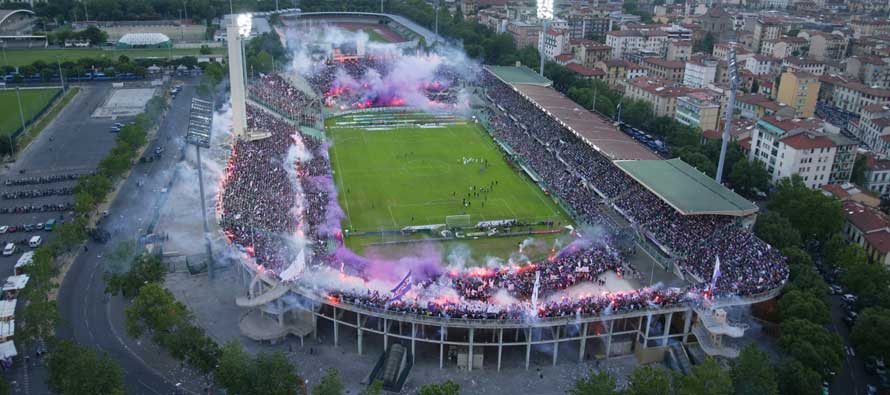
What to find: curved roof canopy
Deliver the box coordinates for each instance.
[0,9,35,29]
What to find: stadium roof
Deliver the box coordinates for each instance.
[485,65,552,86]
[614,158,758,216]
[510,83,659,160]
[118,32,170,46]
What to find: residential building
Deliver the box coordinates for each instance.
[849,104,890,155]
[666,40,692,62]
[841,200,890,266]
[783,57,825,76]
[605,29,668,60]
[596,59,647,87]
[827,133,858,184]
[806,31,848,62]
[541,28,570,61]
[675,91,722,131]
[563,8,612,40]
[662,24,693,41]
[776,71,820,118]
[851,18,890,39]
[752,17,784,52]
[623,77,692,117]
[641,57,686,83]
[760,37,807,58]
[864,154,890,195]
[747,115,834,188]
[745,55,774,75]
[684,57,718,88]
[568,39,612,67]
[819,74,890,115]
[735,93,794,119]
[845,56,890,89]
[566,63,607,80]
[507,21,543,49]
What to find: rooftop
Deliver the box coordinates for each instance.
[566,63,606,77]
[484,65,552,87]
[614,158,758,216]
[510,83,659,160]
[780,132,835,150]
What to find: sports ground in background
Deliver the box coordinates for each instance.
[2,47,226,67]
[0,88,61,136]
[327,113,572,235]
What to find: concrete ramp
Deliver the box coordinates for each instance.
[235,282,290,307]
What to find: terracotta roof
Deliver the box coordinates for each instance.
[872,118,890,128]
[566,63,606,77]
[867,154,890,171]
[864,229,890,254]
[738,136,752,150]
[780,132,835,149]
[862,104,890,113]
[822,183,851,199]
[626,77,693,97]
[555,54,574,62]
[608,30,642,37]
[761,115,822,131]
[844,200,890,233]
[642,57,686,69]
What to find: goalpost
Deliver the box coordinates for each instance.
[445,214,471,229]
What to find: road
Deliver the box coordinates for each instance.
[0,81,203,394]
[56,82,203,395]
[829,294,881,395]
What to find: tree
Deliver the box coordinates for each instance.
[754,212,801,250]
[767,175,843,242]
[850,307,890,362]
[777,360,822,395]
[731,345,778,395]
[567,370,618,395]
[728,159,770,199]
[782,246,812,268]
[80,25,108,45]
[46,340,125,395]
[777,289,831,324]
[840,262,890,310]
[695,32,716,54]
[674,357,732,395]
[786,263,830,298]
[778,318,843,378]
[417,380,461,395]
[124,283,190,339]
[155,324,220,375]
[624,366,671,395]
[249,50,275,75]
[216,341,305,395]
[361,381,384,395]
[17,298,60,346]
[105,252,166,297]
[851,154,867,185]
[314,368,345,395]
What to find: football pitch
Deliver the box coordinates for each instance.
[0,88,61,136]
[327,114,572,232]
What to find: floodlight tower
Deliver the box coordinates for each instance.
[715,43,739,184]
[227,13,252,140]
[537,0,554,76]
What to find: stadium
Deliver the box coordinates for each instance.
[217,11,787,386]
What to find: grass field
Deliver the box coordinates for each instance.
[0,88,61,136]
[2,47,226,67]
[328,114,572,233]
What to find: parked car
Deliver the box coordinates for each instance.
[0,226,7,234]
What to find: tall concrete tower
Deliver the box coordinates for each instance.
[227,14,250,140]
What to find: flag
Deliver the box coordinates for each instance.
[710,255,722,291]
[389,271,412,302]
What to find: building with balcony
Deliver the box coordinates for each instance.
[776,71,820,118]
[675,91,722,132]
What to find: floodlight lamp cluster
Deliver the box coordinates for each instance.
[537,0,554,20]
[237,13,252,38]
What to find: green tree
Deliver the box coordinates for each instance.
[754,212,801,250]
[841,261,890,310]
[850,307,890,362]
[105,253,166,297]
[124,283,190,339]
[782,246,812,268]
[567,370,618,395]
[731,345,778,395]
[777,289,831,324]
[851,154,867,185]
[767,175,843,241]
[778,318,843,378]
[777,360,822,395]
[674,357,732,395]
[417,380,461,395]
[46,340,125,395]
[361,381,384,395]
[728,159,770,199]
[249,50,275,75]
[786,263,830,298]
[695,32,716,54]
[624,365,671,395]
[216,341,305,395]
[314,368,344,395]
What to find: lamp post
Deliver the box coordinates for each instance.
[56,56,65,93]
[14,87,27,155]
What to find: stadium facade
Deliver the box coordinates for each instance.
[220,12,786,371]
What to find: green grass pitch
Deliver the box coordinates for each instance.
[327,114,573,232]
[0,88,61,136]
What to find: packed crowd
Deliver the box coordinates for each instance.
[219,58,787,321]
[480,71,787,298]
[248,74,314,120]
